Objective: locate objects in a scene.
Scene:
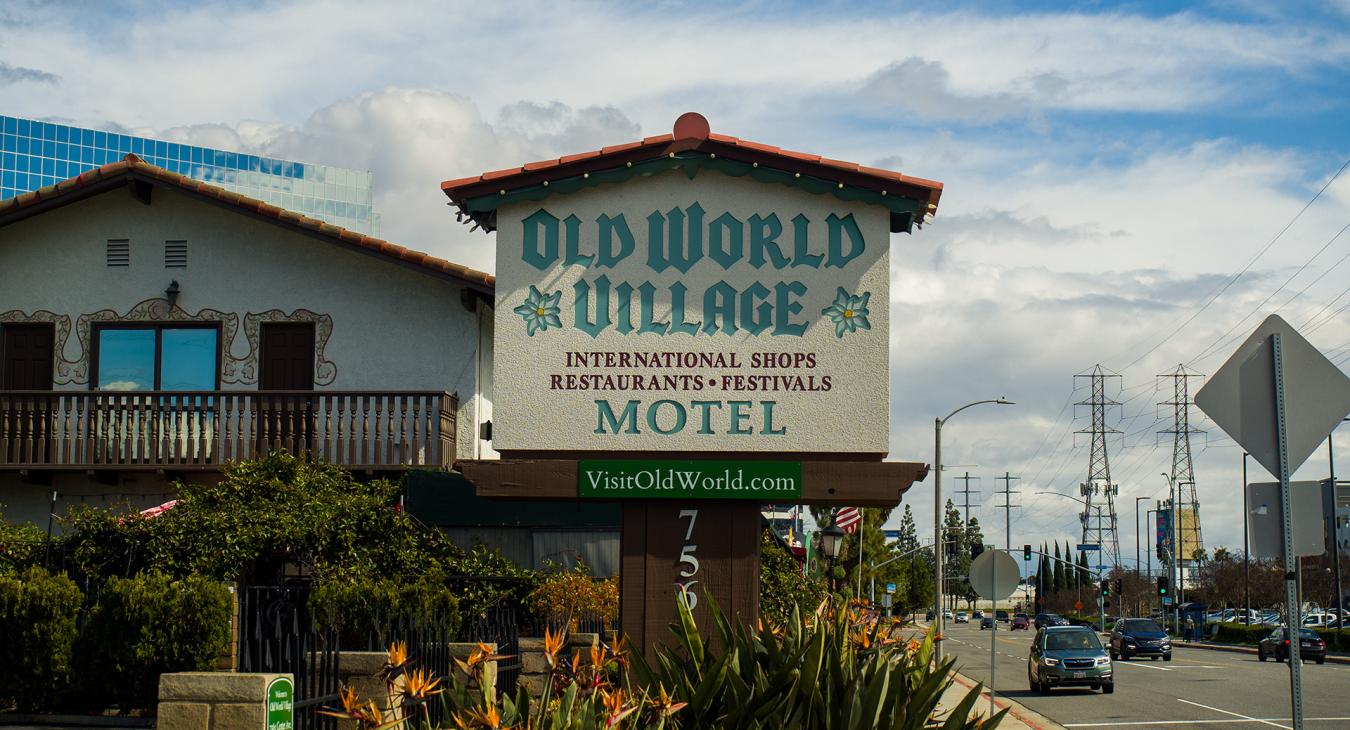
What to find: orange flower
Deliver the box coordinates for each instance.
[401,668,444,703]
[387,641,408,667]
[645,684,688,718]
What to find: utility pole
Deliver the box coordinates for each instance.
[1159,365,1206,591]
[994,473,1020,554]
[1076,366,1122,570]
[955,472,981,525]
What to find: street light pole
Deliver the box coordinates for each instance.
[1243,452,1251,624]
[1330,419,1345,628]
[934,397,1014,663]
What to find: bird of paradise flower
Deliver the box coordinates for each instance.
[821,287,871,338]
[513,285,563,336]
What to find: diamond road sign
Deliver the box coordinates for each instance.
[1195,315,1350,479]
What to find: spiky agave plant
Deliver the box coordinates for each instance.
[627,595,1005,730]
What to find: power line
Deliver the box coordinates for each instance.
[1111,156,1350,373]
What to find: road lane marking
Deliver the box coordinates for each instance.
[1065,719,1350,727]
[1113,660,1172,671]
[1178,699,1291,729]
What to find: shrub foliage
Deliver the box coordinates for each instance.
[0,567,82,712]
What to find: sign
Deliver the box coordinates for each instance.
[266,676,293,730]
[881,592,893,609]
[1074,600,1084,610]
[492,171,892,453]
[835,506,862,533]
[1163,596,1173,606]
[886,582,897,594]
[1248,481,1325,558]
[579,460,801,499]
[1195,314,1350,479]
[1077,543,1100,551]
[969,549,1020,600]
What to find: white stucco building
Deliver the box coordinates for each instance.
[0,154,496,526]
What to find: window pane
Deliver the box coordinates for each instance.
[96,329,155,391]
[160,329,217,390]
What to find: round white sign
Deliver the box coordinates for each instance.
[969,549,1020,600]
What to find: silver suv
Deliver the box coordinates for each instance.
[1028,625,1114,694]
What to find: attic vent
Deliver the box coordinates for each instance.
[164,240,187,268]
[106,239,130,268]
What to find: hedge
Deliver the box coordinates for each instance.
[73,573,232,711]
[0,567,82,712]
[308,571,461,648]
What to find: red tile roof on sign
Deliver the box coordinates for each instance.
[0,154,494,293]
[441,112,943,233]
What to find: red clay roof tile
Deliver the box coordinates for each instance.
[440,113,944,237]
[0,154,494,292]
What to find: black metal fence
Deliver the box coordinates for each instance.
[238,582,525,727]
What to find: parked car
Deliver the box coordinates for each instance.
[1302,613,1337,628]
[1035,613,1069,629]
[1012,616,1030,630]
[1110,618,1172,661]
[996,610,1010,623]
[980,616,996,630]
[1258,628,1327,664]
[955,612,969,624]
[1028,626,1114,694]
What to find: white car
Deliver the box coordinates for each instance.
[955,612,969,624]
[943,609,954,619]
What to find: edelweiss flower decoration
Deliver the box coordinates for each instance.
[821,287,871,338]
[513,285,562,336]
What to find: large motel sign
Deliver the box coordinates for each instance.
[443,113,943,655]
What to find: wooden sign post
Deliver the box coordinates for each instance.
[444,112,943,658]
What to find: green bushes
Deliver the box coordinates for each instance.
[0,515,49,577]
[74,573,232,710]
[1211,622,1269,645]
[309,571,461,647]
[0,567,82,712]
[759,529,825,625]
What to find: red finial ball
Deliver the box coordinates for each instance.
[673,112,710,141]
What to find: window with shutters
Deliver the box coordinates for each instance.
[106,239,129,267]
[164,240,187,268]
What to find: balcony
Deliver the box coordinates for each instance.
[0,390,457,471]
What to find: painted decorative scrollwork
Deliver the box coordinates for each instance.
[3,298,336,386]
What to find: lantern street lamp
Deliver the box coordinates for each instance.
[820,523,847,592]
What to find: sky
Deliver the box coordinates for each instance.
[4,0,1350,569]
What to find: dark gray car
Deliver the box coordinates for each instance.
[1110,618,1172,661]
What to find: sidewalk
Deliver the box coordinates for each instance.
[938,671,1067,730]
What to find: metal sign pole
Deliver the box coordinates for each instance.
[990,556,998,718]
[1273,333,1305,730]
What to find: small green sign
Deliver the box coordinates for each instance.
[579,460,802,499]
[266,677,293,730]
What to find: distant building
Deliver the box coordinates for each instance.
[1,114,377,234]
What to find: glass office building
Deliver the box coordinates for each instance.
[1,114,377,234]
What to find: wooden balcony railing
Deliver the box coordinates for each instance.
[0,390,457,471]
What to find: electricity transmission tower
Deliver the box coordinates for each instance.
[1158,364,1206,569]
[1076,365,1122,569]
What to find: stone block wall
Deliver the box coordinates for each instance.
[516,632,600,696]
[158,672,290,730]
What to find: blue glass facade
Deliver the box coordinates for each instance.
[1,114,377,234]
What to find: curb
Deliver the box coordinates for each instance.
[948,671,1068,730]
[1173,641,1350,665]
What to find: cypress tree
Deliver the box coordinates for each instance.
[1052,542,1065,593]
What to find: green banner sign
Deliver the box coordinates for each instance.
[579,460,802,500]
[266,677,294,730]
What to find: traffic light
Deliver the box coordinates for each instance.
[1115,579,1123,595]
[1157,576,1169,596]
[1100,579,1110,597]
[1023,544,1033,561]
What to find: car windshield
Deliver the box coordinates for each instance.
[1045,630,1102,651]
[1122,619,1164,632]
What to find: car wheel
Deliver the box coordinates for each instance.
[1164,654,1172,662]
[1039,680,1051,696]
[1277,653,1285,663]
[1110,650,1118,660]
[1029,671,1039,692]
[1258,650,1266,662]
[1316,657,1325,665]
[1102,683,1115,694]
[1090,683,1100,690]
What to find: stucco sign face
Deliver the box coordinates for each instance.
[493,170,890,454]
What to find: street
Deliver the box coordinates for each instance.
[934,621,1350,728]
